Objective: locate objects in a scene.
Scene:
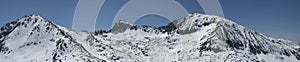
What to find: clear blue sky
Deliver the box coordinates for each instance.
[0,0,299,41]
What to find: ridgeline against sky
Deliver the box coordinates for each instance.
[0,0,299,41]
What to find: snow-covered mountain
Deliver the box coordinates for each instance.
[0,13,299,62]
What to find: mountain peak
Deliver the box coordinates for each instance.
[20,14,47,23]
[0,14,59,42]
[115,20,133,25]
[110,20,133,33]
[0,14,104,62]
[172,13,223,34]
[22,14,43,18]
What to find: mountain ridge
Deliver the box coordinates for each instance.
[0,13,299,62]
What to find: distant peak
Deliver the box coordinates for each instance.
[110,20,133,33]
[173,13,222,34]
[115,20,133,25]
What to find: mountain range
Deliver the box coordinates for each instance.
[0,13,299,62]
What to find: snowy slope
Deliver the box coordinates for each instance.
[0,15,104,62]
[0,13,299,62]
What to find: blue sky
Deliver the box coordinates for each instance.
[0,0,299,41]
